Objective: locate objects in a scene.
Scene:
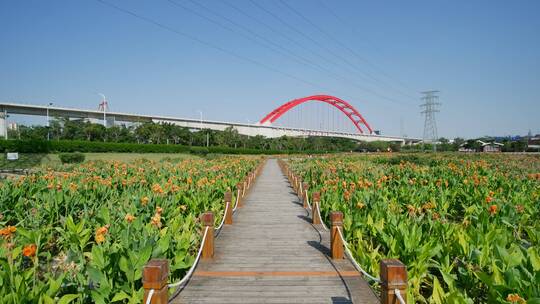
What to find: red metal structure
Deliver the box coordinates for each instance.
[259,95,373,134]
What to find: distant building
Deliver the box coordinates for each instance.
[529,135,540,151]
[477,140,503,152]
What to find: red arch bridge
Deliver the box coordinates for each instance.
[0,95,418,144]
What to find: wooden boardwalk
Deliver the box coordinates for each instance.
[172,159,378,304]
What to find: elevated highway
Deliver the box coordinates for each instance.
[0,102,419,144]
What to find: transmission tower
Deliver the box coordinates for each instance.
[420,91,441,151]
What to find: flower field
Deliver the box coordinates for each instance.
[289,154,540,303]
[0,156,260,303]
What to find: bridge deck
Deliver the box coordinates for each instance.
[172,159,378,304]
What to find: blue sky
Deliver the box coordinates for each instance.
[1,0,539,138]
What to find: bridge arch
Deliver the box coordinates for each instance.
[259,95,373,134]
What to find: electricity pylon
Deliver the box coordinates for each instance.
[420,91,441,152]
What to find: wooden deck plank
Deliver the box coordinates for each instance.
[171,159,378,304]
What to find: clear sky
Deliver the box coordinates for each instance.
[1,0,539,138]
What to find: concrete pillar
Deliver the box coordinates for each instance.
[0,110,7,139]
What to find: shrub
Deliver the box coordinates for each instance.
[58,152,85,164]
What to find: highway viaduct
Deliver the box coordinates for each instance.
[0,102,419,144]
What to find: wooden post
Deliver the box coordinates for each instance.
[201,212,214,259]
[312,192,321,225]
[236,183,243,207]
[330,211,344,259]
[302,182,309,208]
[224,191,233,225]
[380,259,407,304]
[142,259,169,304]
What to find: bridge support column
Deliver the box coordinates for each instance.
[142,259,169,304]
[0,110,7,139]
[224,191,233,225]
[330,211,344,259]
[312,192,321,225]
[380,259,407,304]
[201,212,214,259]
[302,182,309,208]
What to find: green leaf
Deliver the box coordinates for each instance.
[111,291,130,302]
[528,247,540,271]
[57,294,79,304]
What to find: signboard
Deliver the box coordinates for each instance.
[6,152,18,161]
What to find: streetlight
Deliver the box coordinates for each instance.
[196,110,209,147]
[46,102,53,141]
[98,93,107,127]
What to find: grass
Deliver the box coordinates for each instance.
[0,153,197,170]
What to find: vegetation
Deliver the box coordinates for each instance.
[59,153,86,164]
[7,119,359,152]
[289,153,540,303]
[0,156,260,303]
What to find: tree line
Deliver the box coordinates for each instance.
[7,118,359,152]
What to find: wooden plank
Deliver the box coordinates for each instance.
[172,159,378,304]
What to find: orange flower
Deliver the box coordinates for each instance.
[95,225,110,244]
[485,196,493,203]
[69,182,78,191]
[155,206,163,215]
[140,196,149,206]
[124,214,136,223]
[488,205,498,215]
[506,294,525,303]
[151,213,162,228]
[356,202,365,209]
[152,183,164,194]
[22,244,37,257]
[0,226,16,239]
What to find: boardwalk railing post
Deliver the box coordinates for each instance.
[312,192,321,225]
[142,259,169,304]
[224,191,233,225]
[236,183,243,207]
[201,212,214,259]
[330,211,344,259]
[302,182,309,208]
[380,259,407,304]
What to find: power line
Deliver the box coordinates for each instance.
[95,0,334,92]
[247,0,410,106]
[168,0,390,99]
[279,0,417,101]
[316,0,417,93]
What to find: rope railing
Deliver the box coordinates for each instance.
[232,189,240,212]
[214,203,229,235]
[278,159,408,304]
[142,159,266,304]
[395,289,407,304]
[337,227,380,282]
[315,201,329,231]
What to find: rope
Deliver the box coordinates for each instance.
[233,189,240,212]
[168,226,209,288]
[315,201,329,231]
[337,227,380,283]
[145,289,155,304]
[395,289,406,304]
[214,202,229,233]
[305,190,312,210]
